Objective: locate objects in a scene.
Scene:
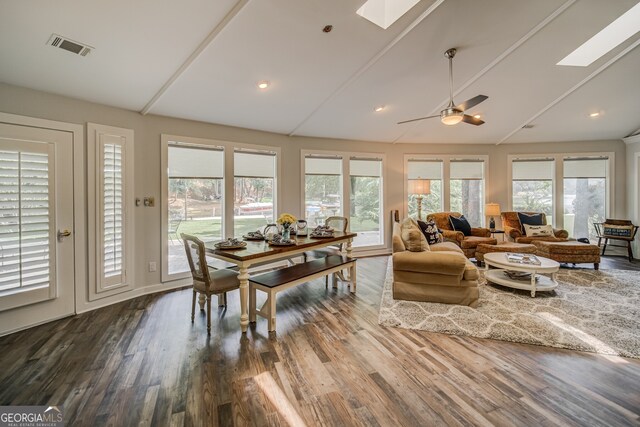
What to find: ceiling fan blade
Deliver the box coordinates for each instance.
[462,114,485,126]
[397,115,439,125]
[455,95,488,112]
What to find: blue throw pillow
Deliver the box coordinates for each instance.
[449,215,472,236]
[417,220,444,245]
[517,212,544,233]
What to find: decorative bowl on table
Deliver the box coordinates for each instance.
[268,234,296,246]
[214,238,247,250]
[243,230,265,241]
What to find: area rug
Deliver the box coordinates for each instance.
[378,261,640,358]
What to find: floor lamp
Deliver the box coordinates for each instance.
[408,178,431,220]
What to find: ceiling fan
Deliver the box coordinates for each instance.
[398,48,488,126]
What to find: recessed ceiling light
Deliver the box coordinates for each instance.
[590,112,601,118]
[473,114,481,119]
[374,105,385,112]
[257,80,270,90]
[557,2,640,67]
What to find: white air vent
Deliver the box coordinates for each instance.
[47,34,93,56]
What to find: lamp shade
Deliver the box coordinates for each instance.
[485,203,501,216]
[408,178,431,195]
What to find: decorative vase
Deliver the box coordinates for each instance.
[282,223,291,240]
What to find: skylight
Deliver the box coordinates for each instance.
[557,2,640,66]
[356,0,422,29]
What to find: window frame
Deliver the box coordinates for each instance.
[403,154,488,224]
[87,123,135,300]
[301,149,387,253]
[161,135,281,283]
[233,148,278,237]
[507,152,614,230]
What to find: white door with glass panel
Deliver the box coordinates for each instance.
[0,123,74,332]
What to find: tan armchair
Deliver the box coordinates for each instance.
[501,212,568,244]
[392,221,479,307]
[426,212,496,259]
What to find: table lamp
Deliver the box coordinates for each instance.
[408,178,431,220]
[485,203,501,230]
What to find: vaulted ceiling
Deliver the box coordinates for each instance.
[1,0,639,144]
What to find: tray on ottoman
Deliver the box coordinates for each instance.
[475,242,537,264]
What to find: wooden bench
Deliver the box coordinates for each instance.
[249,255,356,332]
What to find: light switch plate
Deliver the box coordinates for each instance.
[148,262,157,272]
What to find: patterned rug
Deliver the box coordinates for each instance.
[378,260,640,358]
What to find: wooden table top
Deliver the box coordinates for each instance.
[204,231,357,261]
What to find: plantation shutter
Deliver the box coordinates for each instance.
[102,142,124,284]
[0,149,53,294]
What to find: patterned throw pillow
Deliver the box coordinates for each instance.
[449,215,472,236]
[524,224,553,237]
[517,212,544,233]
[417,220,444,245]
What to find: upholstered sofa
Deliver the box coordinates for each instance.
[501,211,568,243]
[426,212,496,259]
[392,221,479,308]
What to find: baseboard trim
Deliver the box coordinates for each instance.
[76,279,192,314]
[0,313,75,338]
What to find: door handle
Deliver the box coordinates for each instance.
[57,229,72,241]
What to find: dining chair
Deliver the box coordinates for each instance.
[181,233,240,334]
[304,216,350,287]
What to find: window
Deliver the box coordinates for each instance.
[167,144,224,276]
[303,152,386,250]
[162,135,282,282]
[512,159,555,222]
[563,158,607,240]
[304,156,342,228]
[406,159,442,220]
[450,160,485,226]
[88,124,134,299]
[350,158,383,247]
[234,150,276,236]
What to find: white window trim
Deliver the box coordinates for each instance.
[301,149,387,253]
[507,152,615,229]
[88,123,135,300]
[161,134,281,283]
[403,154,489,224]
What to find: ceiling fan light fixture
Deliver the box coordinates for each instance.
[441,108,464,125]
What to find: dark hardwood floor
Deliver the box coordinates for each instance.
[0,255,639,426]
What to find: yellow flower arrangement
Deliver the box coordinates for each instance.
[277,213,297,226]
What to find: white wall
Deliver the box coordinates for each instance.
[0,83,629,315]
[625,138,640,255]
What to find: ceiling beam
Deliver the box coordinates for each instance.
[140,0,250,115]
[392,0,577,143]
[287,0,447,137]
[498,37,640,145]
